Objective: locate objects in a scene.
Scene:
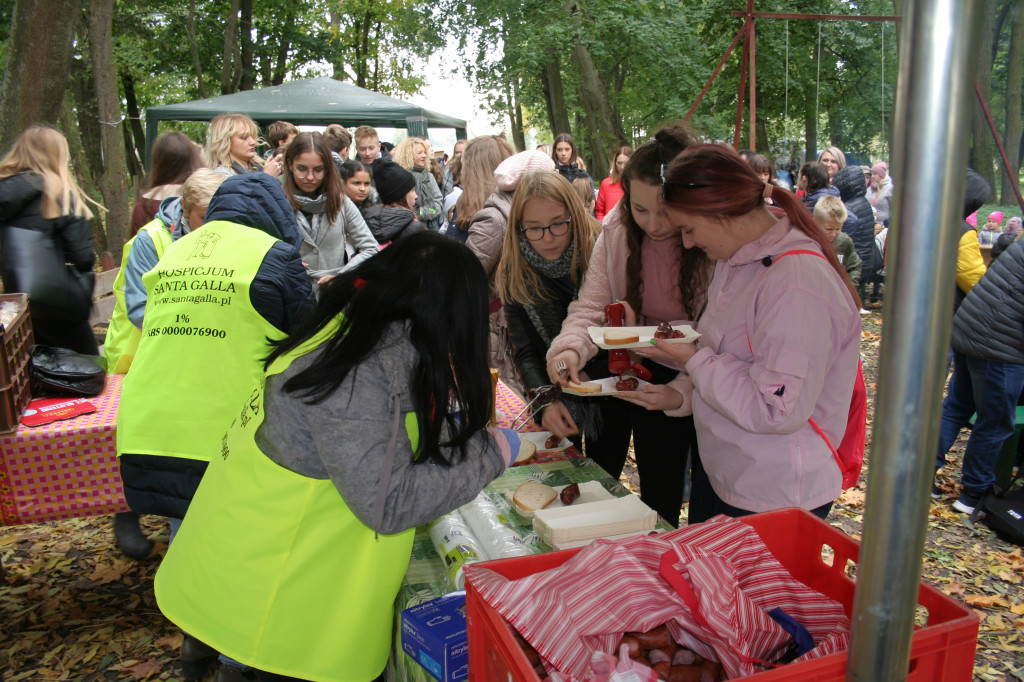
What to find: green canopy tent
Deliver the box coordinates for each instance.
[143,76,467,165]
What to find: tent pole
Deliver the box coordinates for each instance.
[847,0,983,679]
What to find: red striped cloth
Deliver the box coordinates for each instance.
[466,516,850,680]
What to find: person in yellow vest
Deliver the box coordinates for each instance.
[154,232,523,682]
[116,173,313,677]
[107,169,226,561]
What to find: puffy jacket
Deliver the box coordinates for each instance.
[952,236,1024,364]
[833,166,876,276]
[954,169,992,309]
[362,205,425,244]
[202,173,314,333]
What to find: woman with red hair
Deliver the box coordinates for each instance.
[638,144,861,523]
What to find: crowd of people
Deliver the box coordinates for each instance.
[0,116,1016,682]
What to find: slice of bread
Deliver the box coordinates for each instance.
[604,330,640,345]
[513,482,558,517]
[514,439,537,464]
[568,380,603,394]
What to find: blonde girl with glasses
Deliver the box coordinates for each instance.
[282,132,378,297]
[495,171,605,455]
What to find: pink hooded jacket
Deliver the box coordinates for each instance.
[685,217,861,512]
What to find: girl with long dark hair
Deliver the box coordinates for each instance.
[644,144,861,523]
[154,232,521,682]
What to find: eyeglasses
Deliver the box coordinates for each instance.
[293,166,325,178]
[519,217,571,241]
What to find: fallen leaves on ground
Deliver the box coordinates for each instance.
[2,302,1023,680]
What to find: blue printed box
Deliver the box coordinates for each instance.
[401,591,469,682]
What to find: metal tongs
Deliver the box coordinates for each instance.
[510,383,563,431]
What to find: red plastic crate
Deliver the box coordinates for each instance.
[466,508,979,681]
[0,293,33,433]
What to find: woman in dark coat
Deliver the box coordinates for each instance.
[0,126,102,354]
[833,164,876,303]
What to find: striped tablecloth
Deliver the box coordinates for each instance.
[0,374,128,526]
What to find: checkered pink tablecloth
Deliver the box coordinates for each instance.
[0,374,128,526]
[0,378,578,526]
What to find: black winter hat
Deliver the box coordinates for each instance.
[372,158,416,205]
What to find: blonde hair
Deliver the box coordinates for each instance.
[180,169,227,213]
[205,113,264,170]
[353,125,379,145]
[813,194,848,225]
[0,125,104,220]
[392,137,428,170]
[571,177,595,212]
[454,136,515,232]
[817,146,847,170]
[496,171,599,306]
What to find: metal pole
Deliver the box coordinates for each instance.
[847,1,983,680]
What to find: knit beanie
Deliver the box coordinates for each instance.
[372,158,416,205]
[966,211,978,228]
[988,210,1004,227]
[871,162,887,177]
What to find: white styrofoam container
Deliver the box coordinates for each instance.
[533,495,657,545]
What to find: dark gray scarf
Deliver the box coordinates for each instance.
[517,234,602,439]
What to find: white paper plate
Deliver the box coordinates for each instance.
[509,481,612,519]
[562,376,651,397]
[534,494,658,545]
[587,325,700,350]
[519,431,572,452]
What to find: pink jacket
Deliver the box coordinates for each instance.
[546,209,696,415]
[685,217,861,512]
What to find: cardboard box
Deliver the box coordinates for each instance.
[401,591,469,682]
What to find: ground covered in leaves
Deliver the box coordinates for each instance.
[1,303,1023,680]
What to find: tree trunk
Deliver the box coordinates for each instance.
[60,100,105,255]
[329,10,346,80]
[187,0,207,97]
[220,0,241,95]
[0,0,78,153]
[970,0,996,190]
[804,108,817,165]
[566,0,626,183]
[239,0,254,90]
[121,118,144,193]
[1000,0,1023,206]
[540,53,570,138]
[88,0,128,259]
[511,79,526,153]
[271,11,293,86]
[120,70,146,162]
[69,54,103,188]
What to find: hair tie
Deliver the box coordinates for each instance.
[353,277,367,289]
[762,181,774,199]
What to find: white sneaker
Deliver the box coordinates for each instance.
[860,308,870,315]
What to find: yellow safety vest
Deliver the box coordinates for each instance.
[117,221,282,461]
[155,316,416,681]
[103,219,174,374]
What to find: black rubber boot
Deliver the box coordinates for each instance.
[113,511,153,559]
[181,634,219,681]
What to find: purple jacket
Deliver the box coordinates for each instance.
[684,217,861,512]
